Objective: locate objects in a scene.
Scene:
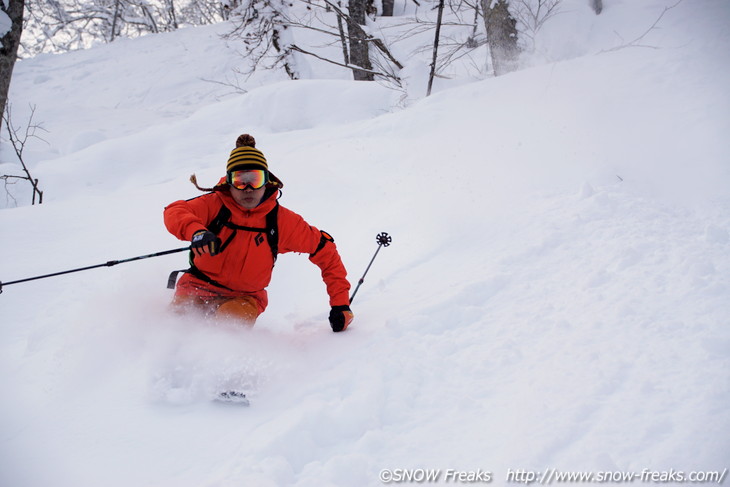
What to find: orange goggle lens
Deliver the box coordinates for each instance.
[228,169,268,190]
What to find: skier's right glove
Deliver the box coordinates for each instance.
[329,305,354,332]
[191,230,221,257]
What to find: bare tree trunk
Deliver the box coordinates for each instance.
[426,0,445,96]
[141,5,159,33]
[272,25,299,80]
[480,0,520,76]
[0,0,24,135]
[166,0,179,29]
[382,0,395,16]
[336,1,350,65]
[110,0,123,41]
[348,0,374,81]
[590,0,603,14]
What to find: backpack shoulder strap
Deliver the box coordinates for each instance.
[209,204,232,235]
[266,203,280,262]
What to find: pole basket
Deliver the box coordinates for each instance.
[376,232,392,247]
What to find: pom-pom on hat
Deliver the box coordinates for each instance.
[226,134,268,173]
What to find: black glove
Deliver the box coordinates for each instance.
[329,305,354,332]
[191,230,221,256]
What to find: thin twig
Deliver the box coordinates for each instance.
[598,0,682,53]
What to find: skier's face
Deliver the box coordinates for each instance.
[231,185,266,209]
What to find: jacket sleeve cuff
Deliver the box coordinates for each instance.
[330,292,351,308]
[185,225,209,241]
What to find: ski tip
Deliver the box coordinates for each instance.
[216,390,251,406]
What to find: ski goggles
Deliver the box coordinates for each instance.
[227,169,269,190]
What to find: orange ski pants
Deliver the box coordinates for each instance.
[171,294,260,326]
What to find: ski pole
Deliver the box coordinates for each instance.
[349,232,392,304]
[0,246,190,294]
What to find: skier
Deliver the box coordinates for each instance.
[164,134,354,332]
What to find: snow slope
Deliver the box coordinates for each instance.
[1,1,729,486]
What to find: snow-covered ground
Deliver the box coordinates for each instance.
[1,1,729,485]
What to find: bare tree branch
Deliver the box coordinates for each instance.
[2,104,47,205]
[598,0,682,53]
[289,44,396,80]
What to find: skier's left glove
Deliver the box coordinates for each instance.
[191,230,221,257]
[329,305,354,332]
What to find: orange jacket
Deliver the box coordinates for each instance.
[164,183,351,312]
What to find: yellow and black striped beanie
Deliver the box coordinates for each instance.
[226,134,268,173]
